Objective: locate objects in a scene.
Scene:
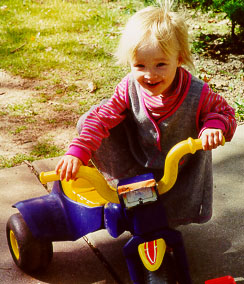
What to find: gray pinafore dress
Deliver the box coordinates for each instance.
[77,74,212,227]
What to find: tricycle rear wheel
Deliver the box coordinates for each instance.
[6,213,53,273]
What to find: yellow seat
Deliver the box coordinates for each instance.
[61,177,107,207]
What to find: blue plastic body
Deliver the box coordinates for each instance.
[104,202,127,238]
[14,180,104,241]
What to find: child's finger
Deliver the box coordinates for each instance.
[65,161,73,181]
[201,135,208,151]
[214,130,223,147]
[214,133,221,147]
[55,159,63,175]
[71,160,80,180]
[218,131,224,145]
[59,162,67,181]
[208,133,215,150]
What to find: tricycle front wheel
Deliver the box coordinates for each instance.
[145,253,177,284]
[6,213,53,273]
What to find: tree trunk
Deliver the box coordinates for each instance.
[231,20,236,39]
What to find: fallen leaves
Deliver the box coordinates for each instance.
[203,75,211,83]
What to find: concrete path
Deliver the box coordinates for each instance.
[0,125,243,284]
[181,125,244,283]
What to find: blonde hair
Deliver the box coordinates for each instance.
[115,0,194,70]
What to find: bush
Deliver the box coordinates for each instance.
[182,0,244,37]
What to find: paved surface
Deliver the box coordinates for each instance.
[0,125,243,284]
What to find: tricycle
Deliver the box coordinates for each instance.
[7,137,229,283]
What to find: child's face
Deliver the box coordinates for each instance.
[130,44,181,97]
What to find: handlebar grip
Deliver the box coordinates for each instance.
[39,171,60,184]
[179,137,225,152]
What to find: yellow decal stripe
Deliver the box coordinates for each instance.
[138,238,166,271]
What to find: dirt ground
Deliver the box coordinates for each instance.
[0,70,79,159]
[0,48,243,162]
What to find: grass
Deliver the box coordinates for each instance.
[30,141,65,157]
[0,141,65,168]
[6,99,37,116]
[0,0,243,168]
[0,0,140,84]
[0,0,146,168]
[11,125,27,134]
[0,154,35,168]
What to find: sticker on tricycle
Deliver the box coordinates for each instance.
[118,178,157,208]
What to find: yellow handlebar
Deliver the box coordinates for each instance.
[157,137,202,195]
[157,137,225,195]
[40,166,120,203]
[39,137,225,203]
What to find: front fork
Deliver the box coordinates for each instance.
[114,173,192,284]
[123,229,192,284]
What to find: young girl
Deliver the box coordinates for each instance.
[55,2,236,227]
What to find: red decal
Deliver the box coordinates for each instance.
[144,240,157,265]
[179,159,185,166]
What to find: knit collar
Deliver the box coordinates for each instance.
[140,67,191,119]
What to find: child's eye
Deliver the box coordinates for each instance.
[157,63,166,67]
[135,64,144,68]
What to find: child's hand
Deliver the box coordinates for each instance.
[55,155,82,181]
[200,128,223,151]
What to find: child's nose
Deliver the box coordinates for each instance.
[144,69,158,80]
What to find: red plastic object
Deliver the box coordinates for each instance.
[205,276,236,284]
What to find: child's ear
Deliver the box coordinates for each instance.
[177,55,183,67]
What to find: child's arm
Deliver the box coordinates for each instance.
[66,76,128,161]
[199,85,237,149]
[56,76,129,180]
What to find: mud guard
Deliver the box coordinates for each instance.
[14,181,104,241]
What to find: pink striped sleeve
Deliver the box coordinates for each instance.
[198,84,237,141]
[66,75,129,164]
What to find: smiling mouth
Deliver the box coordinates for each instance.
[146,82,160,88]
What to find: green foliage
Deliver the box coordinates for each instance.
[213,0,244,36]
[181,0,244,36]
[143,0,158,5]
[0,154,34,168]
[11,125,27,134]
[30,141,64,158]
[192,33,211,54]
[235,100,244,122]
